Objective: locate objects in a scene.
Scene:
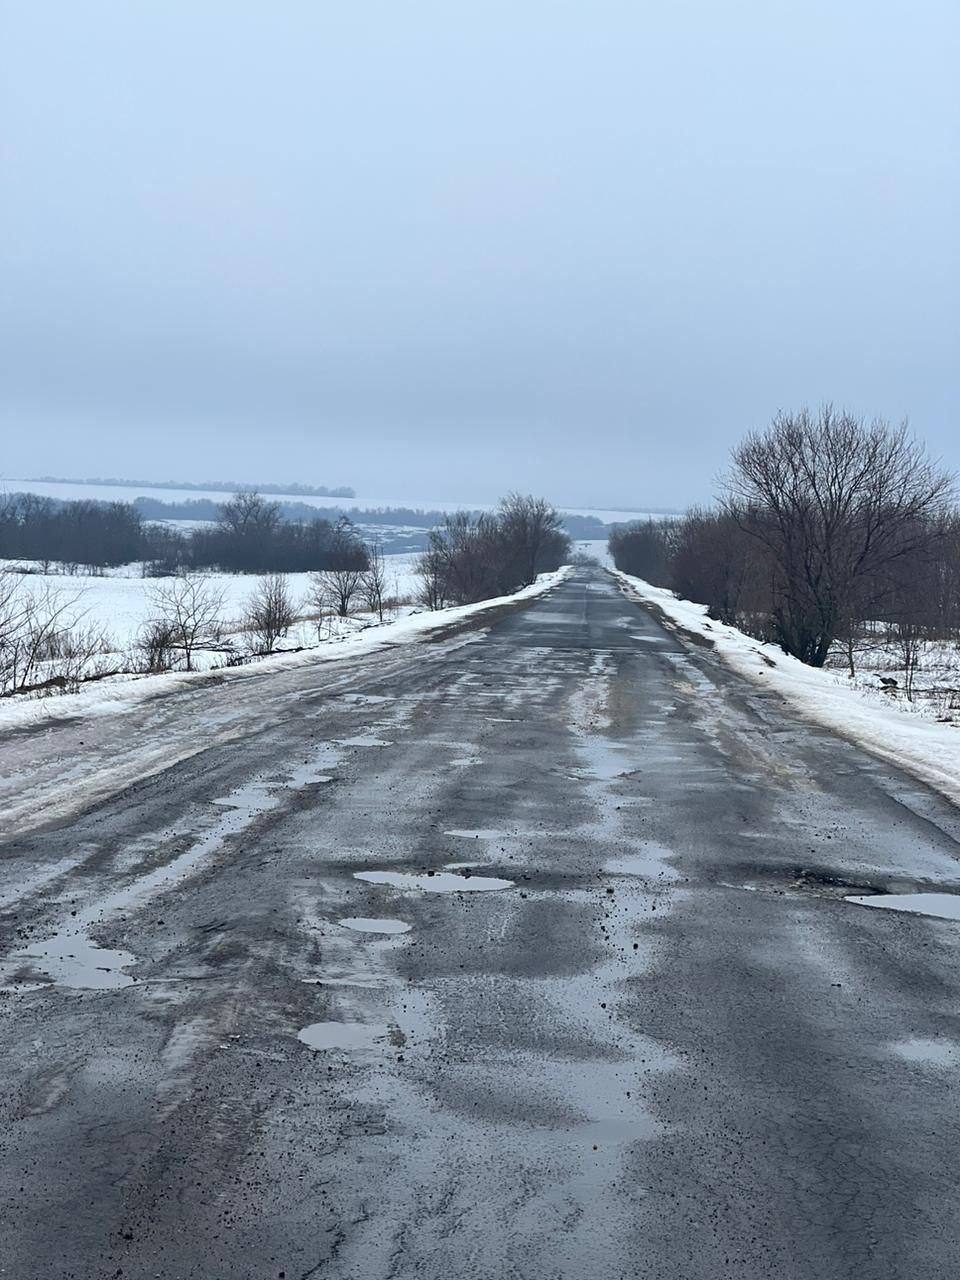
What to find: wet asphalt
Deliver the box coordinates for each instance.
[2,567,960,1279]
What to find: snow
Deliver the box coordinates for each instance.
[612,570,960,810]
[0,566,572,733]
[846,893,960,922]
[2,552,423,652]
[890,1038,960,1066]
[572,539,614,566]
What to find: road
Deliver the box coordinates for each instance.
[2,566,960,1279]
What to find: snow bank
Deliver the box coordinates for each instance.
[612,569,960,809]
[0,567,572,733]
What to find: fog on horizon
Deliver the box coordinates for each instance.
[1,1,956,510]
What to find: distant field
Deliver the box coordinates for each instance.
[2,478,675,526]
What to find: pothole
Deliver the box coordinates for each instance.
[605,848,678,880]
[791,867,887,897]
[15,933,137,990]
[354,869,514,893]
[298,1022,391,1051]
[338,917,412,934]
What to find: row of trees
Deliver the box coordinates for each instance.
[34,475,355,497]
[0,495,145,570]
[132,494,610,540]
[417,494,571,607]
[0,490,369,575]
[610,408,958,678]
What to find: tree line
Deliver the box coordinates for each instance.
[133,496,608,541]
[0,491,369,575]
[609,407,957,681]
[29,475,355,497]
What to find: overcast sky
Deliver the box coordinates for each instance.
[1,2,957,508]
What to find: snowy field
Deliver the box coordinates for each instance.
[613,570,960,809]
[2,551,423,653]
[0,551,427,710]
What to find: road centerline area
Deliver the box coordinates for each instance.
[2,567,960,1279]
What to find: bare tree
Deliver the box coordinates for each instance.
[135,618,178,673]
[217,490,282,539]
[41,622,115,692]
[497,493,572,586]
[149,574,225,671]
[244,573,296,653]
[0,573,116,696]
[361,541,389,622]
[309,566,364,619]
[724,407,954,665]
[419,513,501,606]
[416,546,448,610]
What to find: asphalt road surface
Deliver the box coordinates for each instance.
[2,567,960,1280]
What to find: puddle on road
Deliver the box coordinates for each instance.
[298,1021,390,1051]
[16,935,137,991]
[605,846,678,881]
[890,1037,960,1067]
[338,917,412,935]
[574,1114,662,1145]
[354,869,515,893]
[567,737,641,783]
[335,736,393,748]
[846,892,960,921]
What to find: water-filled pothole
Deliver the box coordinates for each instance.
[573,1114,662,1144]
[605,848,678,880]
[298,1021,390,1051]
[846,892,960,921]
[338,917,411,934]
[354,869,514,893]
[17,934,137,990]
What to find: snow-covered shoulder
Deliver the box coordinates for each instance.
[611,568,960,810]
[0,567,572,734]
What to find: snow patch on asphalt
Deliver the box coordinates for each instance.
[846,892,960,922]
[890,1037,960,1067]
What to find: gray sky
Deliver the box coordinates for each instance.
[1,1,957,508]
